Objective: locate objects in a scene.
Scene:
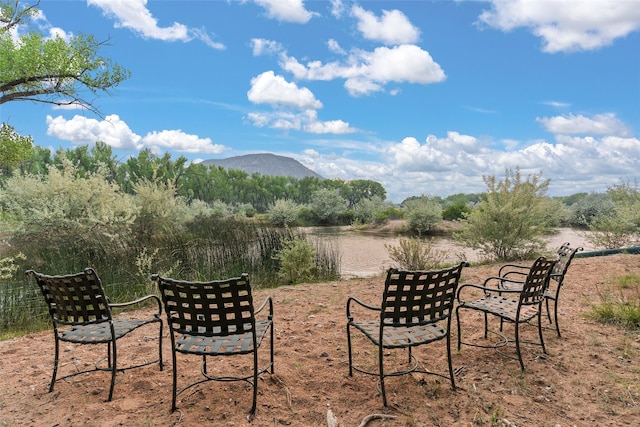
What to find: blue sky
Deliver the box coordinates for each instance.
[2,0,639,202]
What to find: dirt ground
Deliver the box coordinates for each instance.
[1,254,639,427]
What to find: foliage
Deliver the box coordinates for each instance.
[352,195,388,224]
[344,179,387,209]
[0,123,32,172]
[455,168,552,261]
[309,188,347,225]
[0,0,130,112]
[0,157,136,236]
[585,181,640,248]
[274,237,316,285]
[404,195,442,236]
[384,237,448,270]
[269,199,301,227]
[131,177,189,243]
[442,202,471,221]
[0,252,24,280]
[568,192,615,227]
[589,274,640,330]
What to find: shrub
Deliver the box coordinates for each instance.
[274,237,316,285]
[442,202,471,221]
[269,199,301,227]
[384,237,448,270]
[405,196,442,236]
[455,168,551,261]
[585,182,640,249]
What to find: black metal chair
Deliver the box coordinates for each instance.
[346,263,467,407]
[498,243,582,336]
[26,268,163,401]
[456,257,557,371]
[152,273,274,416]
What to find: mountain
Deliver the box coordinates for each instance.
[199,153,323,180]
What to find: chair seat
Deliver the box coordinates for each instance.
[59,318,159,344]
[176,319,272,356]
[462,295,539,323]
[351,320,447,349]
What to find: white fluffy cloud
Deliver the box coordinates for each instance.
[46,114,143,150]
[46,115,226,154]
[247,71,322,109]
[478,0,640,53]
[281,44,445,96]
[537,113,631,136]
[351,5,420,45]
[88,0,225,48]
[253,0,316,23]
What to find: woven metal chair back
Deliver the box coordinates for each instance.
[550,242,581,283]
[381,263,466,327]
[519,257,556,306]
[156,273,255,337]
[30,268,111,325]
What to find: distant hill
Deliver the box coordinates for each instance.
[199,153,323,180]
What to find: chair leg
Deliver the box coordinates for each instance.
[158,321,164,371]
[456,307,462,351]
[537,307,547,355]
[346,324,354,376]
[171,349,178,412]
[552,293,562,337]
[446,333,456,391]
[515,321,525,371]
[250,348,258,415]
[108,339,117,401]
[50,334,60,393]
[483,313,488,339]
[270,321,275,374]
[379,344,387,407]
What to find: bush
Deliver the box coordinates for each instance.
[274,237,316,284]
[269,199,301,227]
[405,196,442,236]
[384,237,448,270]
[455,168,551,261]
[442,202,471,221]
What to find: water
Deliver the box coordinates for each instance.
[307,226,594,278]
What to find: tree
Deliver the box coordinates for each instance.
[455,168,554,261]
[0,0,130,113]
[0,122,32,172]
[404,195,442,236]
[309,188,347,225]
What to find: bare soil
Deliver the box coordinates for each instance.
[1,254,639,427]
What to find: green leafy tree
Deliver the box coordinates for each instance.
[586,181,640,248]
[0,0,130,113]
[309,187,347,225]
[404,195,442,236]
[455,168,553,261]
[0,122,32,172]
[269,199,301,227]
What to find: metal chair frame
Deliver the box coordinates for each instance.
[347,263,467,407]
[455,257,557,371]
[152,273,273,416]
[26,268,163,401]
[497,243,582,336]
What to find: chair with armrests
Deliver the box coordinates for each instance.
[26,268,163,401]
[152,273,274,417]
[456,257,556,371]
[498,243,582,336]
[346,262,467,407]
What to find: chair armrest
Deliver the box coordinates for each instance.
[498,263,529,277]
[255,296,274,320]
[346,296,380,321]
[456,283,493,302]
[109,294,162,317]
